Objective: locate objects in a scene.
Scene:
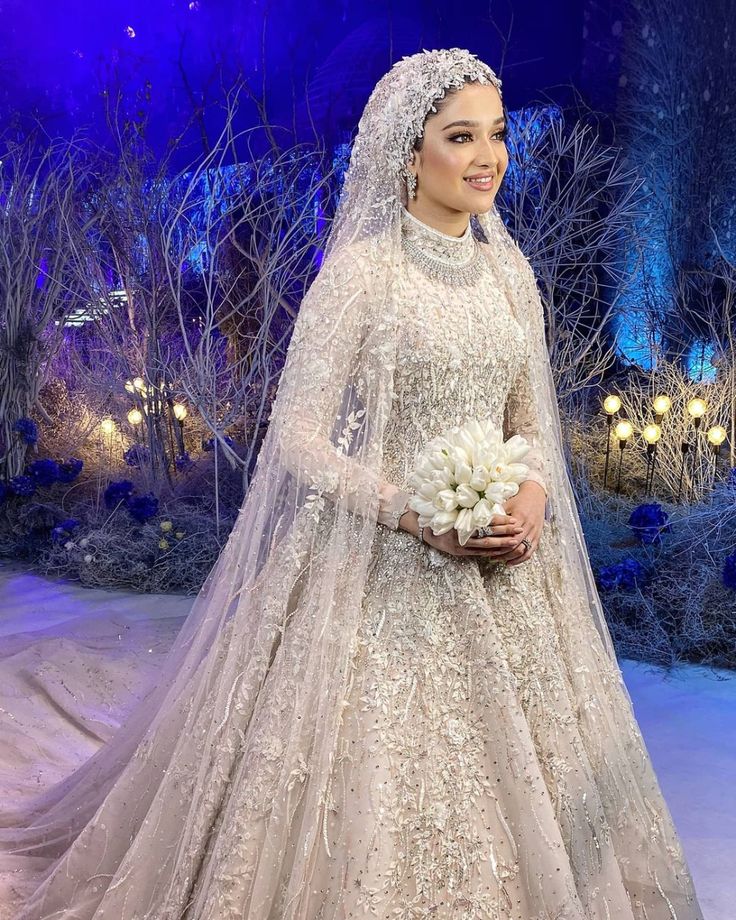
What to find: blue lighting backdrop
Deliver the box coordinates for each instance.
[1,0,733,374]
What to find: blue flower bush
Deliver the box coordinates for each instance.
[126,493,159,523]
[57,458,83,483]
[9,475,36,497]
[597,557,648,592]
[28,458,60,486]
[103,480,135,508]
[124,445,151,468]
[627,503,672,545]
[13,417,38,446]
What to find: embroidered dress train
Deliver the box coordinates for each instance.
[0,48,704,920]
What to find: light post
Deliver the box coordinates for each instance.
[602,394,622,489]
[707,425,727,482]
[641,423,661,497]
[172,402,188,456]
[614,419,633,494]
[685,397,707,502]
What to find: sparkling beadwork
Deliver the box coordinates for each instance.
[401,206,487,286]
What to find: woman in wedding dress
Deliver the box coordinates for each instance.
[1,48,705,919]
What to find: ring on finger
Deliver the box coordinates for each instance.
[521,537,532,552]
[475,525,497,538]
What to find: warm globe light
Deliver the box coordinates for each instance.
[132,377,146,391]
[707,425,727,446]
[687,397,707,419]
[124,380,135,394]
[100,417,115,435]
[614,420,633,440]
[603,394,621,414]
[127,408,143,425]
[173,403,188,421]
[642,424,661,444]
[652,394,671,415]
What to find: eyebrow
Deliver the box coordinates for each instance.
[441,117,506,130]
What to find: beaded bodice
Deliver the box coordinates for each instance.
[383,206,529,492]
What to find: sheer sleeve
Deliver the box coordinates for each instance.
[273,245,410,531]
[503,352,549,498]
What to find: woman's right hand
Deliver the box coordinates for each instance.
[422,513,525,559]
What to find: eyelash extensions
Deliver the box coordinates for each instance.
[450,127,508,143]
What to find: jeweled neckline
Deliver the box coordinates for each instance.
[400,206,484,286]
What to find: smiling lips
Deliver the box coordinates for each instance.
[464,175,495,191]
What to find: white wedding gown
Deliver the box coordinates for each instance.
[2,206,704,919]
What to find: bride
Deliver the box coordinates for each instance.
[1,48,704,919]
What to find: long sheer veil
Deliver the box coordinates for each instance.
[0,48,698,919]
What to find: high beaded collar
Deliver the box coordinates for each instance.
[400,206,484,285]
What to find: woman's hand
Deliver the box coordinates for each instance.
[422,512,525,559]
[492,480,546,566]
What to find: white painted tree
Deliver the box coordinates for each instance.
[0,135,92,479]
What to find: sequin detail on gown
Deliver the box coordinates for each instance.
[173,209,701,919]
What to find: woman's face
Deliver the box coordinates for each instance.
[407,82,508,221]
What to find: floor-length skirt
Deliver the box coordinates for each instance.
[8,518,703,919]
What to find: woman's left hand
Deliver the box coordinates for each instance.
[486,480,546,566]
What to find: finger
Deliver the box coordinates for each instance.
[482,532,525,556]
[466,523,523,543]
[491,513,518,527]
[486,532,532,559]
[506,540,536,566]
[484,531,531,556]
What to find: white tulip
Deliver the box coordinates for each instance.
[455,483,480,508]
[455,507,476,546]
[453,458,473,485]
[470,498,495,528]
[469,465,490,491]
[430,509,459,534]
[417,481,440,500]
[434,488,459,512]
[408,495,436,519]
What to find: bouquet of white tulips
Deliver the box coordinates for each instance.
[407,418,531,547]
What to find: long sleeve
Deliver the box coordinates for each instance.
[272,244,410,531]
[503,352,549,499]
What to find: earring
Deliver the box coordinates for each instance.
[404,169,417,200]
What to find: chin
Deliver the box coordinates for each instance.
[464,197,495,215]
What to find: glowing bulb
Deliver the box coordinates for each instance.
[614,420,633,440]
[100,418,115,435]
[125,25,136,38]
[173,403,188,421]
[127,408,143,425]
[642,424,661,444]
[707,425,727,446]
[124,380,135,393]
[603,394,621,414]
[132,377,146,391]
[652,394,671,415]
[687,397,707,419]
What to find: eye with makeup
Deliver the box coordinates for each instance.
[449,127,508,144]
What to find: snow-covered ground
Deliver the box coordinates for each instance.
[0,559,732,918]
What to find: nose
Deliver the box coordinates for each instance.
[472,137,501,170]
